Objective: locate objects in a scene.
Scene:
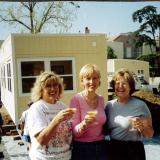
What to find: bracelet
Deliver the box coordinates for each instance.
[80,121,87,130]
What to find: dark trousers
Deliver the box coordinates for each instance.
[106,139,146,160]
[71,140,108,160]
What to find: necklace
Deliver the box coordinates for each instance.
[82,92,98,108]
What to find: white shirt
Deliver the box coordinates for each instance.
[27,100,72,160]
[20,109,29,136]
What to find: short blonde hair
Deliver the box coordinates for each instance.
[79,64,101,86]
[31,71,64,102]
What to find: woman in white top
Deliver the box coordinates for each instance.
[27,71,76,160]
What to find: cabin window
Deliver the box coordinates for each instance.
[21,61,44,93]
[0,65,6,89]
[7,62,12,92]
[19,58,75,94]
[50,60,73,90]
[138,69,144,76]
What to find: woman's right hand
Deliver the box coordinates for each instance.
[35,108,76,145]
[53,108,76,125]
[84,111,97,125]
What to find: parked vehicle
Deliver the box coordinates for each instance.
[134,75,158,92]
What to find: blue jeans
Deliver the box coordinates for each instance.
[22,135,31,143]
[71,140,108,160]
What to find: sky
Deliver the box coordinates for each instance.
[0,1,160,40]
[69,1,160,37]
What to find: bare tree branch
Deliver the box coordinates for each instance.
[0,2,79,34]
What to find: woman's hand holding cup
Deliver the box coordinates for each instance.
[54,108,76,124]
[129,117,144,132]
[84,110,97,125]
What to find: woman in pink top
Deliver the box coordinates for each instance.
[70,64,107,160]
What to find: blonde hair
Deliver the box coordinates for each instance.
[31,71,64,102]
[79,64,101,86]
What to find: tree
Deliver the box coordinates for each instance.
[132,5,160,53]
[137,53,160,77]
[0,2,80,34]
[107,46,117,59]
[133,31,155,54]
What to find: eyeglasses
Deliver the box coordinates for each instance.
[115,81,129,86]
[44,84,59,90]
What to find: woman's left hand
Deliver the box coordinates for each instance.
[130,117,154,138]
[130,117,144,132]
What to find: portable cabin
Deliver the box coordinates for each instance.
[0,33,107,124]
[107,59,150,82]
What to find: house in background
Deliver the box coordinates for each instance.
[0,33,107,124]
[107,41,124,59]
[107,33,160,80]
[107,33,156,59]
[112,33,142,59]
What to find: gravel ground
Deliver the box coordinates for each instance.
[1,136,29,160]
[1,135,160,160]
[143,135,160,160]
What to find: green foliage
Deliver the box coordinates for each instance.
[132,5,160,53]
[137,53,160,76]
[137,53,159,67]
[107,46,117,59]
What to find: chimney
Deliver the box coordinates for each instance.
[85,27,90,34]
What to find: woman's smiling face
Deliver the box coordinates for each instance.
[115,75,131,99]
[82,71,100,92]
[42,82,60,104]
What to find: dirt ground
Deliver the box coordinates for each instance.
[132,90,160,105]
[0,106,13,125]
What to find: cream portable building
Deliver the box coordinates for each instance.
[107,59,149,81]
[0,33,107,124]
[107,59,150,90]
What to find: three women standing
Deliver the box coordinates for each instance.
[27,66,154,160]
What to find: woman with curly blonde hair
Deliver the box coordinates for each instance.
[27,71,76,160]
[31,71,63,102]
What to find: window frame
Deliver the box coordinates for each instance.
[0,64,5,89]
[7,61,12,92]
[17,57,76,96]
